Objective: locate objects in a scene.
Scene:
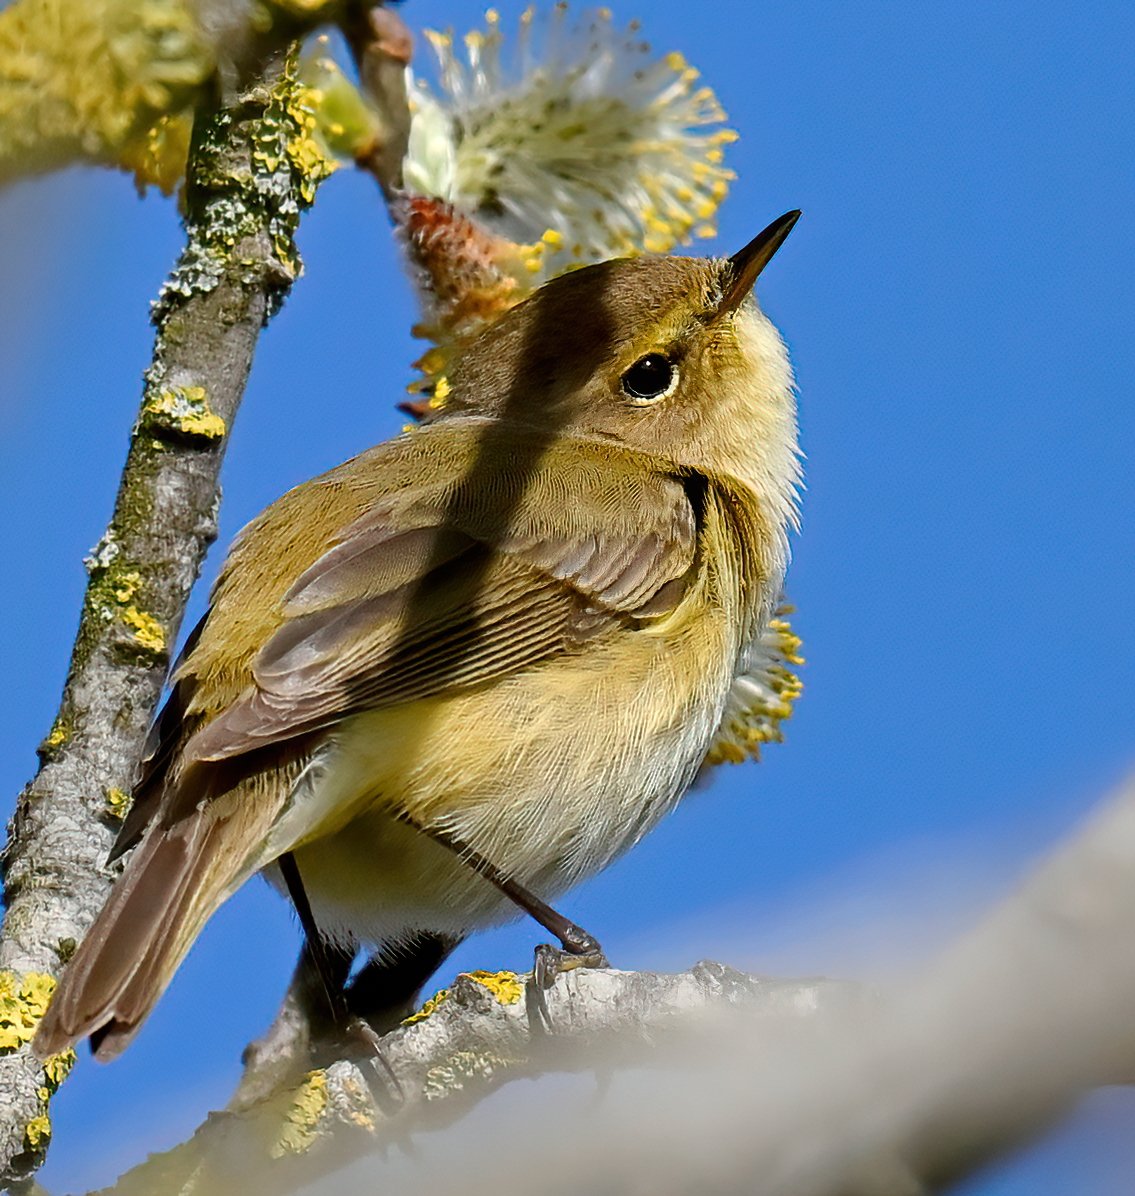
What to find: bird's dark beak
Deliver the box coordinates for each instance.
[714,210,801,320]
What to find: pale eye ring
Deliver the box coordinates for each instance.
[621,354,678,405]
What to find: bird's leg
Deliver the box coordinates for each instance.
[295,935,355,1036]
[346,932,463,1032]
[278,853,351,1025]
[277,852,402,1102]
[402,820,609,1019]
[234,936,355,1108]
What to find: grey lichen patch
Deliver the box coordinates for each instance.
[140,384,227,443]
[324,1065,377,1134]
[83,530,120,575]
[152,227,228,318]
[152,48,337,327]
[422,1049,518,1102]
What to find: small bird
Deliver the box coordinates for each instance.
[35,211,801,1060]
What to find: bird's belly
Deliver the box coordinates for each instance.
[266,625,733,948]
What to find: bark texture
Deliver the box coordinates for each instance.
[0,46,332,1186]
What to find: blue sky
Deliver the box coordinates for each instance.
[2,1,1133,1190]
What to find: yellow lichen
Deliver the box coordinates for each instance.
[283,81,340,205]
[141,385,227,442]
[405,971,522,1026]
[464,970,523,1005]
[42,1049,75,1091]
[42,717,69,752]
[24,1115,51,1149]
[112,571,141,604]
[403,986,449,1025]
[120,606,166,654]
[238,50,340,281]
[105,786,132,819]
[87,564,168,657]
[0,971,75,1162]
[0,971,57,1052]
[422,1049,516,1101]
[19,1045,76,1163]
[272,1070,328,1157]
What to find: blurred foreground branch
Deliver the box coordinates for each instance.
[84,773,1135,1193]
[99,772,1135,1195]
[311,772,1135,1196]
[98,965,865,1196]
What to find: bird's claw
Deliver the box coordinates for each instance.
[529,936,609,1029]
[339,1014,404,1109]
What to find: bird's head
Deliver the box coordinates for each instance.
[443,212,802,525]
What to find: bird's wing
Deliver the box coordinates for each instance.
[176,427,699,769]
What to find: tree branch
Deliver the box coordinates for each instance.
[95,964,865,1196]
[97,772,1135,1196]
[0,45,334,1187]
[311,773,1135,1196]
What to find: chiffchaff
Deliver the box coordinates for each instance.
[36,211,801,1060]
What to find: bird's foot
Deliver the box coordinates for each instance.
[336,1014,404,1110]
[529,928,609,1029]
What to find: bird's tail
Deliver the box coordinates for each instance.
[34,808,261,1061]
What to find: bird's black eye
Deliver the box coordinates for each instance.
[621,354,677,404]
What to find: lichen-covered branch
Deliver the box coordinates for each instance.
[96,964,864,1196]
[0,47,334,1187]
